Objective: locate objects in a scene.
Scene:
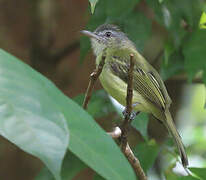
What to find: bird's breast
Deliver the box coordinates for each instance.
[99,65,127,106]
[99,63,151,113]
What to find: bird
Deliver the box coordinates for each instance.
[81,24,188,167]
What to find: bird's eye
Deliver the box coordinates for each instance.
[105,31,111,37]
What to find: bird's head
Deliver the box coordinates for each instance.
[81,24,135,56]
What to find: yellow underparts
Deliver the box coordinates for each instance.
[99,64,157,114]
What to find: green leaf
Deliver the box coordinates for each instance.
[123,12,152,52]
[164,41,175,65]
[166,173,199,180]
[199,12,206,29]
[81,0,141,61]
[133,140,159,172]
[93,174,105,180]
[35,151,87,180]
[160,50,184,81]
[189,167,206,180]
[66,105,136,180]
[73,90,115,118]
[105,0,139,18]
[146,0,204,47]
[0,49,136,180]
[124,12,151,52]
[80,0,107,62]
[179,176,200,180]
[183,29,206,82]
[89,0,99,14]
[131,112,149,141]
[0,49,69,180]
[35,168,54,180]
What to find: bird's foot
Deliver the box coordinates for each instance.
[122,109,139,121]
[122,102,140,121]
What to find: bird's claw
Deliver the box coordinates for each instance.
[122,109,137,121]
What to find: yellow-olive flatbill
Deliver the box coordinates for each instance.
[81,24,188,167]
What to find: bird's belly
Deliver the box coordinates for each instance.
[99,67,150,113]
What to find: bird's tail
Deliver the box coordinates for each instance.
[164,109,188,167]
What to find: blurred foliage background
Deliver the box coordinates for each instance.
[0,0,206,179]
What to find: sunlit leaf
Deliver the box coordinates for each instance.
[199,12,206,29]
[89,0,99,14]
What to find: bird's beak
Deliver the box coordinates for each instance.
[80,30,100,40]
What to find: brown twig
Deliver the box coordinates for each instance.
[83,54,147,180]
[118,54,147,180]
[124,142,147,180]
[120,54,135,151]
[107,127,147,180]
[83,56,106,109]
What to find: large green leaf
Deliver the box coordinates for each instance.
[35,151,87,180]
[166,173,200,180]
[93,174,105,180]
[0,50,69,180]
[63,101,136,180]
[189,167,206,180]
[0,49,136,180]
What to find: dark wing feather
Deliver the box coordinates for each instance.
[109,56,166,110]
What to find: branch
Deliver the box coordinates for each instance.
[119,54,147,180]
[120,54,135,151]
[107,128,147,180]
[82,54,147,180]
[52,41,80,63]
[124,142,147,180]
[82,56,106,109]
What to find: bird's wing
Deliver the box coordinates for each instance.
[109,55,166,110]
